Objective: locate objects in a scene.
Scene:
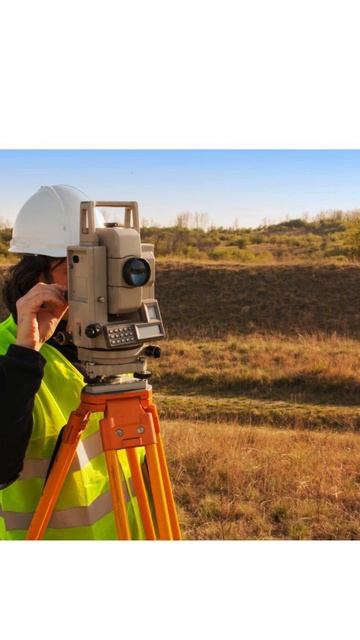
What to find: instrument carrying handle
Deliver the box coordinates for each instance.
[94,201,140,232]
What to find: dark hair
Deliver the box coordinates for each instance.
[2,255,65,322]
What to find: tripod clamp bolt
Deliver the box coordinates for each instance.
[115,426,145,438]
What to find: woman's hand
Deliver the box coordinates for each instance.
[15,282,69,351]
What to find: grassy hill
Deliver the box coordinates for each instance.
[141,209,360,263]
[1,208,360,265]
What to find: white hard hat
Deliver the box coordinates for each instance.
[9,184,105,257]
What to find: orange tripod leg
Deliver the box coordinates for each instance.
[126,448,156,540]
[104,450,131,540]
[99,391,175,539]
[145,443,173,540]
[26,407,90,540]
[147,404,182,540]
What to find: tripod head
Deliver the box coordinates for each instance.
[65,201,165,382]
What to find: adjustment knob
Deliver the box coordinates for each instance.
[143,345,161,359]
[85,323,102,338]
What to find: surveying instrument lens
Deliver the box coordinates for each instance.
[123,257,150,287]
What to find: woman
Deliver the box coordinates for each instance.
[0,185,145,540]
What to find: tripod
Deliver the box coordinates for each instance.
[26,380,181,540]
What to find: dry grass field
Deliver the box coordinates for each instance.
[154,262,360,539]
[153,330,360,539]
[1,261,360,539]
[151,333,360,429]
[162,420,360,540]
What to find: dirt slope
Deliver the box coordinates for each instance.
[1,262,360,337]
[156,262,360,338]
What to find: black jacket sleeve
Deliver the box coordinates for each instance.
[0,344,46,488]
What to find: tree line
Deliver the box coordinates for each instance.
[2,209,360,263]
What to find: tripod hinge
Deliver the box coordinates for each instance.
[100,414,157,451]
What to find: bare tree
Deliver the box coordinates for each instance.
[175,211,211,230]
[175,212,191,228]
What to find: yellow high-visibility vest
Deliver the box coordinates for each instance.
[0,315,146,540]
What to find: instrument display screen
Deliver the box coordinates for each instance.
[136,324,162,339]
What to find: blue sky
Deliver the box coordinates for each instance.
[1,150,360,228]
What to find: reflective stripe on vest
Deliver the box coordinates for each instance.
[0,489,129,530]
[18,429,137,498]
[19,430,104,480]
[0,315,146,540]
